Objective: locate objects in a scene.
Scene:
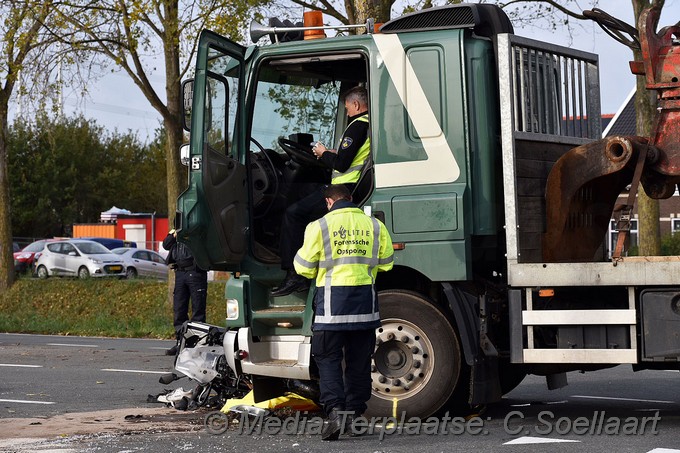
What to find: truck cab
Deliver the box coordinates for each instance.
[175,3,680,418]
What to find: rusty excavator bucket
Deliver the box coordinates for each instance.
[543,137,652,262]
[543,6,680,263]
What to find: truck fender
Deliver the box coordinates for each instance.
[442,282,478,366]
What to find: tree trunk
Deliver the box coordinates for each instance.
[632,0,661,256]
[163,1,183,309]
[636,83,661,255]
[163,1,184,223]
[0,106,16,292]
[348,0,394,29]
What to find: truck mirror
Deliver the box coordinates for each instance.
[181,79,194,132]
[179,143,190,167]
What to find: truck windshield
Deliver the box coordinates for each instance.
[246,53,368,262]
[251,67,341,151]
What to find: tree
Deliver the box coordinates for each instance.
[631,0,663,256]
[54,0,267,229]
[280,0,394,26]
[0,0,61,291]
[8,115,166,238]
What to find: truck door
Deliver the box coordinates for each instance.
[177,31,250,271]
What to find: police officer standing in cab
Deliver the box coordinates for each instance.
[272,86,371,297]
[294,184,394,440]
[163,229,208,356]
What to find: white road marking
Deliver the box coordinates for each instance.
[504,436,580,445]
[47,343,98,348]
[0,364,42,368]
[101,368,167,374]
[0,399,56,405]
[571,395,675,404]
[148,346,171,350]
[510,400,567,407]
[647,449,680,453]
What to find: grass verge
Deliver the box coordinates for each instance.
[0,278,226,338]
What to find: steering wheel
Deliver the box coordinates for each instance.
[278,138,325,167]
[250,138,279,219]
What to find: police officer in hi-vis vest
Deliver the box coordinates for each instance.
[294,184,393,440]
[272,86,371,297]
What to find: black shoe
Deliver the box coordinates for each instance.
[271,274,310,297]
[321,408,343,441]
[345,413,364,437]
[165,344,178,356]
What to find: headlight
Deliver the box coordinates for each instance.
[89,258,103,264]
[18,253,31,259]
[226,298,239,320]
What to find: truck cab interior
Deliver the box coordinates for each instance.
[246,52,370,263]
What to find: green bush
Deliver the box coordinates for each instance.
[661,233,680,256]
[627,233,680,257]
[0,279,226,338]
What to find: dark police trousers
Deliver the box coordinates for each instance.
[173,268,208,332]
[312,329,376,415]
[279,183,355,271]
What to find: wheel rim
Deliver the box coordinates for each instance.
[37,267,47,278]
[78,268,89,278]
[372,317,435,400]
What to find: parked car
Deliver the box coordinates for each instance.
[77,237,137,250]
[14,239,60,274]
[35,239,126,279]
[110,247,168,280]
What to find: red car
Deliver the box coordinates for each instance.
[13,239,60,274]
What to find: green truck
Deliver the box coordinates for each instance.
[174,3,680,417]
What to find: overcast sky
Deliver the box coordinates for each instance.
[40,0,680,143]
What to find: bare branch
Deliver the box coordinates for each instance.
[499,0,588,20]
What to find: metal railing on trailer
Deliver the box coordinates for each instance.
[497,34,639,365]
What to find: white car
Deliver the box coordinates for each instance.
[35,240,126,279]
[110,247,168,280]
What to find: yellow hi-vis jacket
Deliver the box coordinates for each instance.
[294,200,393,330]
[331,114,370,185]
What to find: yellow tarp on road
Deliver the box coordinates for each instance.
[221,390,319,413]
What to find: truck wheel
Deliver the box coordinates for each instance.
[366,290,461,419]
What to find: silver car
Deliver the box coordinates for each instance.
[35,239,126,279]
[110,247,168,280]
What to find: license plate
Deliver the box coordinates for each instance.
[109,266,123,272]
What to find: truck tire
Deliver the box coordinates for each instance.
[366,290,462,419]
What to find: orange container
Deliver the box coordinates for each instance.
[303,11,326,40]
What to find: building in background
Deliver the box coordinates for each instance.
[73,206,169,256]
